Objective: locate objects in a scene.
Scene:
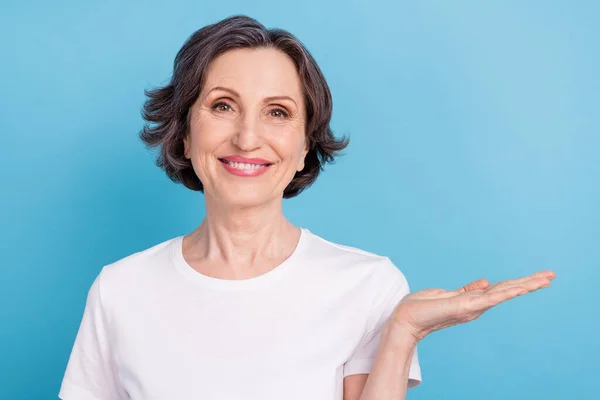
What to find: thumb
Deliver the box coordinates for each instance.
[457,278,490,293]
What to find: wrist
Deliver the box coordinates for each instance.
[381,320,421,349]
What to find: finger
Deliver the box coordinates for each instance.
[490,276,553,297]
[457,278,491,293]
[474,277,552,309]
[520,270,557,283]
[486,270,556,292]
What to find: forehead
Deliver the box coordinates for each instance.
[202,47,303,99]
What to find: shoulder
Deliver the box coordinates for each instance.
[303,228,386,263]
[94,236,180,298]
[302,229,409,290]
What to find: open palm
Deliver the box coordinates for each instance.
[392,270,556,342]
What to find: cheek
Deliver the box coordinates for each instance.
[189,117,231,155]
[268,126,306,159]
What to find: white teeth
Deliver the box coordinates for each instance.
[229,161,266,170]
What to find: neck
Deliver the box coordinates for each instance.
[187,195,299,267]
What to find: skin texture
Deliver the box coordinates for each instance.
[184,47,308,210]
[181,47,308,281]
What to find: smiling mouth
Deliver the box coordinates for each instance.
[218,158,272,170]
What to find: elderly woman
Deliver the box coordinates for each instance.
[59,15,555,400]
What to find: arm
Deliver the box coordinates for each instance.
[343,258,422,400]
[357,322,417,400]
[355,269,556,400]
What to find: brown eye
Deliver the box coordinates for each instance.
[270,107,289,118]
[212,102,233,112]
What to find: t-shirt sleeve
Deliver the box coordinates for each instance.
[59,268,128,400]
[343,257,422,389]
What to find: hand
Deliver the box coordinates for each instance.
[390,270,556,343]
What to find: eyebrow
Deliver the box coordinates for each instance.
[206,86,297,107]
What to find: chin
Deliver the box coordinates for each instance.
[215,186,280,208]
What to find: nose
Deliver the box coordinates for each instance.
[232,112,264,152]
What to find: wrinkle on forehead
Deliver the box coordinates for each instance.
[201,48,304,110]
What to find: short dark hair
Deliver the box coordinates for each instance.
[139,15,349,198]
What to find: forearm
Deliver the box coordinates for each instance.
[359,322,418,400]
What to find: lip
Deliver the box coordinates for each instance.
[218,155,273,177]
[220,155,272,164]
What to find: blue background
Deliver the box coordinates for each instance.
[1,0,598,398]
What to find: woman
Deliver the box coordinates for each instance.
[59,15,555,400]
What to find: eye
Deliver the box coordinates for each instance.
[269,107,290,119]
[212,101,234,112]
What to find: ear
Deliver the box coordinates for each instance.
[183,135,190,159]
[297,140,310,172]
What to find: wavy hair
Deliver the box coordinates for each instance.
[140,15,348,198]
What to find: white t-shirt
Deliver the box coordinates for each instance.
[59,228,422,400]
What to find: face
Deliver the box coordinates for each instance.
[184,47,308,208]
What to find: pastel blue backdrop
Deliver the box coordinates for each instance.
[1,0,598,399]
